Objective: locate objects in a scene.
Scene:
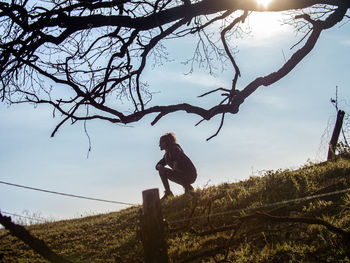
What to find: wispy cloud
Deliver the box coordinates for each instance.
[151,70,228,88]
[250,93,289,110]
[178,72,227,88]
[0,104,51,128]
[340,39,350,46]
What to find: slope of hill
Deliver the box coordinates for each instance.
[1,158,350,262]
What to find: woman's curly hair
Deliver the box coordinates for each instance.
[160,132,177,147]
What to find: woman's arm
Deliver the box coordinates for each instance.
[156,158,166,170]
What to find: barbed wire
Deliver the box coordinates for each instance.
[0,181,138,206]
[167,188,350,224]
[317,114,335,160]
[0,211,47,223]
[2,184,350,227]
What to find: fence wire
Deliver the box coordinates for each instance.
[0,211,47,224]
[168,188,350,224]
[0,180,138,206]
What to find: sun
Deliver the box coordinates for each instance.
[244,12,288,42]
[257,0,272,8]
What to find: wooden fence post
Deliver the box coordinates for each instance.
[141,188,168,263]
[328,110,345,160]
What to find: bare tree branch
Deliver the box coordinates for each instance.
[0,0,349,137]
[0,212,74,263]
[252,212,350,240]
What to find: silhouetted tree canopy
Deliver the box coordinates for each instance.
[0,0,349,139]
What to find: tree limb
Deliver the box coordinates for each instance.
[0,212,74,263]
[0,0,349,137]
[253,212,350,241]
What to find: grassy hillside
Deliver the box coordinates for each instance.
[1,158,350,262]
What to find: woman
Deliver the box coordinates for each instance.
[156,132,197,199]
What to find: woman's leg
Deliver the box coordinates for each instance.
[184,184,194,193]
[167,170,196,193]
[158,167,173,197]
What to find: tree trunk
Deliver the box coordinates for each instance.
[327,110,345,160]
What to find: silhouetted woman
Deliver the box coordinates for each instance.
[156,132,197,199]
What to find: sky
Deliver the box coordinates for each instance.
[1,8,350,224]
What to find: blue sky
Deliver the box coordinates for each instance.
[1,11,350,223]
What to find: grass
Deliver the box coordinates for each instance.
[1,158,350,262]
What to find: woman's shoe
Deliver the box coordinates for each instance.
[161,190,174,200]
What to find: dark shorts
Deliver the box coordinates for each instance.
[165,169,196,186]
